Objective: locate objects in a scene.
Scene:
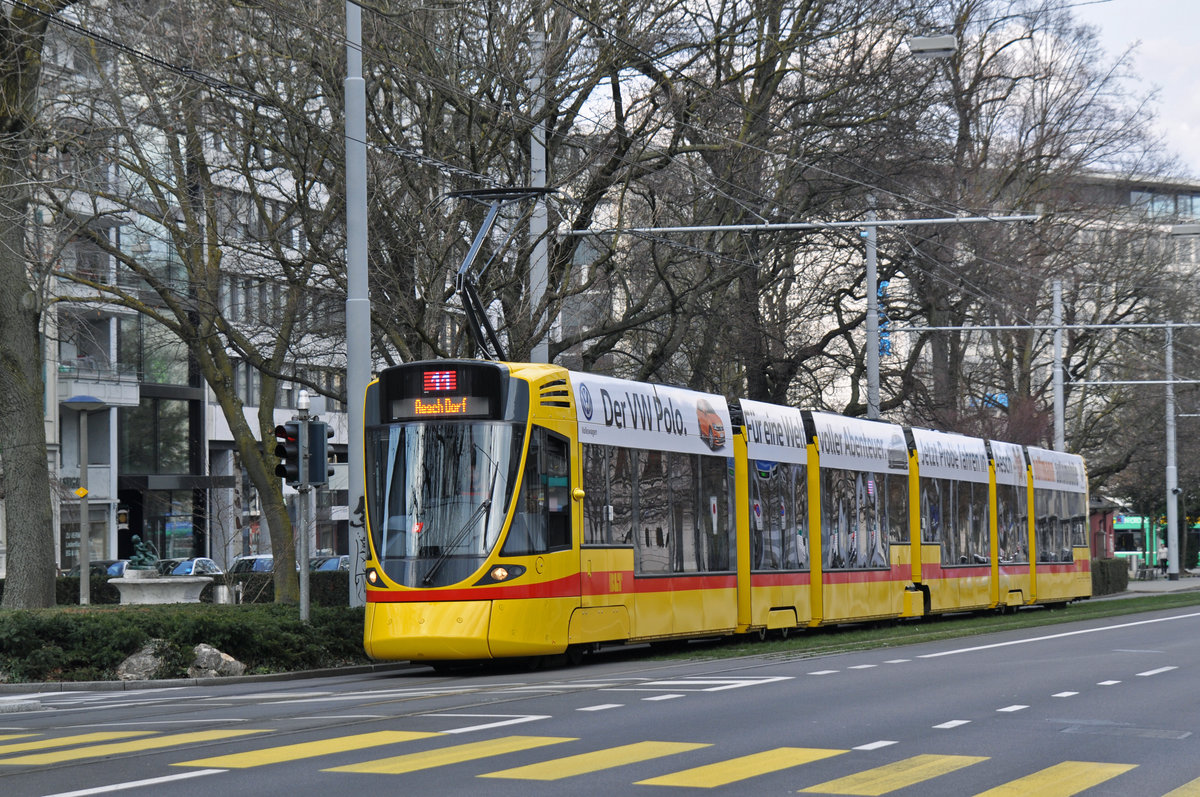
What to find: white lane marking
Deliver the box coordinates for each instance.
[577,704,622,712]
[934,720,971,729]
[1098,680,1121,686]
[643,694,684,702]
[849,665,877,670]
[1052,692,1079,698]
[919,611,1200,659]
[997,705,1028,713]
[425,713,551,734]
[68,720,251,728]
[855,740,898,750]
[265,686,488,704]
[612,677,793,692]
[39,769,225,796]
[808,670,839,675]
[1137,666,1178,677]
[220,692,331,700]
[884,659,911,664]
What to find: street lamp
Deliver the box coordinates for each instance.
[63,395,107,604]
[1166,224,1200,579]
[908,35,957,60]
[862,36,959,419]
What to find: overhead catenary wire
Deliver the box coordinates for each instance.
[16,0,1177,339]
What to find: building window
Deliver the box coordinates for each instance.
[119,315,191,386]
[119,397,192,475]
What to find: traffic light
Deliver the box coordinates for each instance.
[274,421,303,484]
[306,420,335,485]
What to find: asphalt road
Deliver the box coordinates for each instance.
[4,604,1200,796]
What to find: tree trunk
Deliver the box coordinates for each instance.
[0,6,62,608]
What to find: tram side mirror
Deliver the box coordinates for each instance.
[572,487,586,502]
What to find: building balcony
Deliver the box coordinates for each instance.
[57,360,141,408]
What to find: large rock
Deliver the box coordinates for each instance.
[116,640,166,681]
[187,643,245,679]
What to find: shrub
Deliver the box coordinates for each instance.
[0,603,367,683]
[1092,557,1129,596]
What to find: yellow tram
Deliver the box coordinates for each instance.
[362,360,1090,664]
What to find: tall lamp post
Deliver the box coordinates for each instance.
[863,35,958,419]
[63,395,107,605]
[1167,224,1200,579]
[345,1,369,606]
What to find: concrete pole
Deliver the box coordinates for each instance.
[345,1,370,606]
[298,395,311,621]
[1166,322,1180,580]
[865,203,879,420]
[78,410,90,605]
[1053,280,1065,451]
[529,7,549,363]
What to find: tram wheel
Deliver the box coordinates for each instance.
[778,627,790,640]
[565,645,585,667]
[756,627,768,642]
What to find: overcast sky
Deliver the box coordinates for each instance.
[1069,0,1200,177]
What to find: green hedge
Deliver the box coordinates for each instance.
[0,603,367,683]
[1092,557,1129,596]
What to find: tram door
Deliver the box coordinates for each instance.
[573,443,634,645]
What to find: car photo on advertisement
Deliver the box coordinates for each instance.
[696,399,726,450]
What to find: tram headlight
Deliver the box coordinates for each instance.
[474,564,526,585]
[366,567,379,585]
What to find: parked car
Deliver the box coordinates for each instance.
[229,554,274,574]
[64,559,128,578]
[155,558,182,575]
[163,557,223,576]
[310,555,350,571]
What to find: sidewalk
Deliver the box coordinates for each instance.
[1122,569,1200,595]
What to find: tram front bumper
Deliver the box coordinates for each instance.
[365,599,493,661]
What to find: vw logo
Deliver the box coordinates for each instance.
[580,384,593,420]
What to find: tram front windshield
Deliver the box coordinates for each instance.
[366,421,524,588]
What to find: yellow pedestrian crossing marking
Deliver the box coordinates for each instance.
[0,729,270,766]
[0,731,155,756]
[175,730,441,769]
[481,740,710,780]
[0,734,37,743]
[324,735,577,774]
[1163,775,1200,797]
[972,761,1137,796]
[637,747,849,788]
[799,754,988,795]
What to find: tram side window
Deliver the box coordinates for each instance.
[752,461,809,571]
[501,427,571,556]
[582,444,613,544]
[580,442,732,573]
[637,450,671,573]
[666,452,699,573]
[1034,488,1070,563]
[1069,492,1087,547]
[698,454,734,572]
[921,478,988,566]
[821,468,890,569]
[886,473,908,543]
[997,482,1028,563]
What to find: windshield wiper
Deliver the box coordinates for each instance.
[422,498,492,586]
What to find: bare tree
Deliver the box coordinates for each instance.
[41,1,346,603]
[0,0,80,609]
